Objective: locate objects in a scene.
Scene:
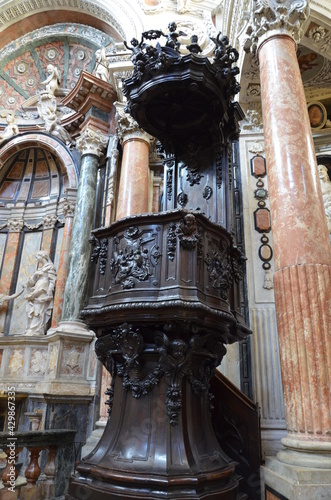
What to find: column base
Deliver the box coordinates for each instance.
[261,456,331,500]
[48,319,94,336]
[277,436,331,469]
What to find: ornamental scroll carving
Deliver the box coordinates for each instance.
[95,322,227,425]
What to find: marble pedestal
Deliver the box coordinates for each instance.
[261,457,331,500]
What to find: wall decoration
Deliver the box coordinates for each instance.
[249,145,274,290]
[307,101,327,130]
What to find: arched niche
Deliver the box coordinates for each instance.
[0,134,78,335]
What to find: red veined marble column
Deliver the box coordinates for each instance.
[51,200,75,328]
[256,26,331,466]
[0,220,23,334]
[115,103,153,220]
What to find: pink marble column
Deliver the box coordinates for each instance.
[115,102,153,220]
[51,201,75,327]
[258,33,331,465]
[0,222,22,334]
[116,138,151,220]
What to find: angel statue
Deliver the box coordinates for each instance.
[163,22,186,52]
[0,113,19,144]
[95,47,110,82]
[24,251,57,336]
[41,64,60,96]
[37,99,73,146]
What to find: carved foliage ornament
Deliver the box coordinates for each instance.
[244,0,309,54]
[205,240,234,301]
[95,323,227,426]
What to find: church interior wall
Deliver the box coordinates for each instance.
[0,0,330,497]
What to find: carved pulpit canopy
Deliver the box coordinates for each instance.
[122,25,243,157]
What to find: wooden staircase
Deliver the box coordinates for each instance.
[210,371,261,499]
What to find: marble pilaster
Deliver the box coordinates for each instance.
[40,214,58,254]
[0,220,23,334]
[51,200,75,328]
[115,102,153,220]
[245,0,331,493]
[61,127,108,323]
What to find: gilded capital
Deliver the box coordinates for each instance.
[244,0,309,54]
[115,102,153,146]
[76,127,109,157]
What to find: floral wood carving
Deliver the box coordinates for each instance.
[205,239,233,300]
[96,322,229,426]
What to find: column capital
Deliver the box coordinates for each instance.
[43,214,59,230]
[244,0,309,55]
[7,218,24,233]
[115,102,153,146]
[76,126,109,157]
[62,200,76,218]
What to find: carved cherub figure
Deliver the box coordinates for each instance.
[164,22,186,52]
[0,113,19,144]
[41,64,60,96]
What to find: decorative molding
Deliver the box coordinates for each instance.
[62,200,76,218]
[7,218,24,233]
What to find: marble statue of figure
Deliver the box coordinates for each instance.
[24,251,57,336]
[41,64,60,95]
[318,164,331,234]
[0,113,19,144]
[95,47,110,82]
[37,99,73,146]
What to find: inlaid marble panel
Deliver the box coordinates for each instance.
[7,348,24,377]
[9,231,42,335]
[0,181,19,199]
[31,179,50,199]
[28,348,48,376]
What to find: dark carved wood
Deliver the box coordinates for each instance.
[81,210,249,339]
[210,371,261,499]
[122,28,243,158]
[66,211,251,499]
[67,26,252,500]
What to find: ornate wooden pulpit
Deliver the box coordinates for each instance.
[67,26,250,499]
